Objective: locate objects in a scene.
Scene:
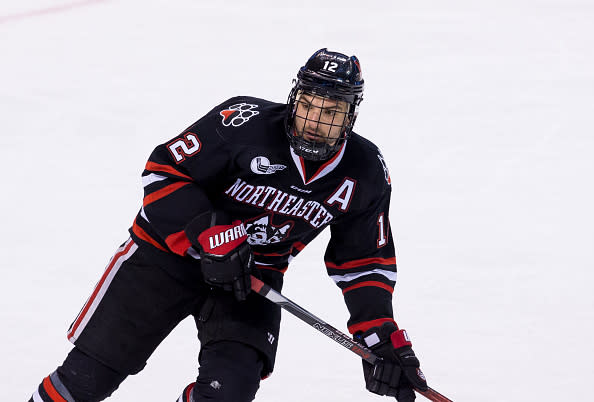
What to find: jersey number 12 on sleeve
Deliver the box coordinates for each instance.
[377,213,387,248]
[168,132,201,163]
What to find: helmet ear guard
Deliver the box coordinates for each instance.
[286,49,364,161]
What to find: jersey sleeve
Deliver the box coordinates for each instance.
[324,185,398,335]
[131,108,231,257]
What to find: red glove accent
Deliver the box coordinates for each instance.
[390,329,413,349]
[197,220,247,256]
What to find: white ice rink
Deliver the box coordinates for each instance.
[1,1,593,400]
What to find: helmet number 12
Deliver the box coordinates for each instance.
[322,61,338,72]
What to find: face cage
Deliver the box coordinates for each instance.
[286,86,359,161]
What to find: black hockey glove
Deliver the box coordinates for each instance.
[188,211,256,301]
[354,322,428,401]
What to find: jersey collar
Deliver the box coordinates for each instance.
[289,141,347,186]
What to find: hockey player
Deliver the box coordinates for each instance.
[29,48,428,402]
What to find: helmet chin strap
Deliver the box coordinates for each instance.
[290,125,346,161]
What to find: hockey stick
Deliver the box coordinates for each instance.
[250,276,452,402]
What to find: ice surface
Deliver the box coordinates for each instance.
[1,0,593,401]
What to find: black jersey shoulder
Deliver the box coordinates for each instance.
[339,132,393,208]
[200,96,287,148]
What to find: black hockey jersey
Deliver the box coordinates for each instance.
[129,96,397,334]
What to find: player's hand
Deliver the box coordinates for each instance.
[355,322,428,401]
[190,212,255,301]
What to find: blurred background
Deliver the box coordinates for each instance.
[1,1,593,400]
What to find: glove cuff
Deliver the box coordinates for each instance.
[197,220,247,257]
[358,322,413,350]
[390,329,412,349]
[358,321,398,348]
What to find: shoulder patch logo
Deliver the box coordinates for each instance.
[250,156,286,175]
[377,153,392,185]
[220,103,259,127]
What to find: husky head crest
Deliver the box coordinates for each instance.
[244,214,293,246]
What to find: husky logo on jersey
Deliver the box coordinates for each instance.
[244,214,293,246]
[250,156,286,175]
[377,152,392,185]
[220,103,260,127]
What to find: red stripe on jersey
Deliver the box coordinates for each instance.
[132,219,167,251]
[305,141,346,184]
[342,281,394,295]
[43,376,67,402]
[348,318,396,334]
[299,157,307,181]
[67,240,136,341]
[143,181,190,207]
[325,256,396,270]
[292,242,306,252]
[145,161,193,180]
[165,230,192,256]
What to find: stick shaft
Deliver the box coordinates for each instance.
[250,276,453,402]
[251,276,379,363]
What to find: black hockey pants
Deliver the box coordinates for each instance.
[29,239,281,401]
[30,341,263,402]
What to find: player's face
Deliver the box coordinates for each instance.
[293,92,350,146]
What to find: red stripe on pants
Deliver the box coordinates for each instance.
[67,240,135,341]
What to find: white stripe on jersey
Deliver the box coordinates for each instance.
[140,206,150,222]
[289,141,347,185]
[142,173,168,187]
[32,390,43,402]
[254,260,275,266]
[67,239,138,343]
[306,141,347,184]
[330,268,397,284]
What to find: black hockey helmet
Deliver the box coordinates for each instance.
[286,48,364,161]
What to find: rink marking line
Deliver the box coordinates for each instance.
[0,0,107,24]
